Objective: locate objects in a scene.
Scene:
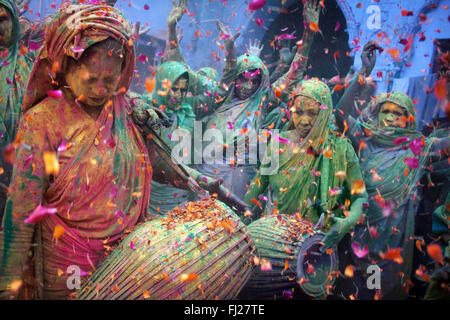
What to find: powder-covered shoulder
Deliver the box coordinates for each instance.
[18,97,67,144]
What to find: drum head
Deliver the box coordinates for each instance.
[296,234,338,297]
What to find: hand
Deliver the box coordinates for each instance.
[16,0,31,16]
[204,178,249,214]
[246,39,264,57]
[176,26,184,43]
[132,21,151,39]
[322,217,350,249]
[131,102,172,132]
[216,20,240,52]
[279,46,297,64]
[430,265,450,284]
[167,0,187,29]
[303,0,321,29]
[359,40,379,77]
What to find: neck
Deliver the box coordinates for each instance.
[81,103,103,120]
[63,87,103,121]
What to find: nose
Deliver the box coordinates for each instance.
[300,116,310,125]
[385,114,395,122]
[92,81,106,96]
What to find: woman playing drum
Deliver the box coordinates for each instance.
[0,3,244,300]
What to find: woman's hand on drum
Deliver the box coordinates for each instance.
[322,217,350,249]
[205,178,249,214]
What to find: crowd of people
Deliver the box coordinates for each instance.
[0,0,448,300]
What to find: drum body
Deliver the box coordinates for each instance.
[78,199,255,300]
[239,215,338,299]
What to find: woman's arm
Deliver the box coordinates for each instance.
[162,0,187,64]
[270,40,297,84]
[323,142,368,249]
[270,0,321,108]
[335,41,378,133]
[0,109,51,297]
[243,171,269,210]
[216,20,240,88]
[428,136,450,164]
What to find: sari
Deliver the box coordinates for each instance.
[244,78,367,228]
[349,91,446,299]
[0,4,152,299]
[198,52,307,199]
[197,55,270,199]
[0,0,34,219]
[139,61,197,215]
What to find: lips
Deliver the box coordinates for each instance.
[88,96,106,104]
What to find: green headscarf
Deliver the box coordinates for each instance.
[356,91,435,206]
[197,67,219,82]
[0,0,25,145]
[204,54,270,146]
[150,61,195,128]
[256,79,357,227]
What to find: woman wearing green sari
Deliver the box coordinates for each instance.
[197,1,322,200]
[244,78,368,250]
[138,61,198,215]
[335,42,450,299]
[0,0,34,221]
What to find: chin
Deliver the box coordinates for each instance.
[87,98,107,106]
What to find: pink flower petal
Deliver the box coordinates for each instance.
[351,242,368,258]
[369,226,379,238]
[104,138,116,148]
[278,33,295,40]
[24,205,57,224]
[70,46,85,54]
[255,18,263,28]
[404,157,419,169]
[47,90,63,99]
[334,21,341,32]
[57,141,72,152]
[393,136,409,145]
[115,210,125,218]
[273,134,289,144]
[409,138,422,156]
[249,0,266,11]
[29,41,42,51]
[227,121,234,130]
[136,54,148,63]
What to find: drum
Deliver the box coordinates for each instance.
[239,214,338,299]
[78,199,255,300]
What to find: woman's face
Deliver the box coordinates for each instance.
[291,96,319,139]
[167,76,188,110]
[0,6,13,48]
[65,46,123,107]
[234,68,262,100]
[378,102,407,128]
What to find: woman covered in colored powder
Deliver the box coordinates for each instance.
[0,0,34,221]
[197,0,323,200]
[335,42,450,299]
[244,78,368,252]
[139,61,198,215]
[0,3,244,300]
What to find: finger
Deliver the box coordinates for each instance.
[140,27,151,36]
[216,20,224,33]
[232,31,241,41]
